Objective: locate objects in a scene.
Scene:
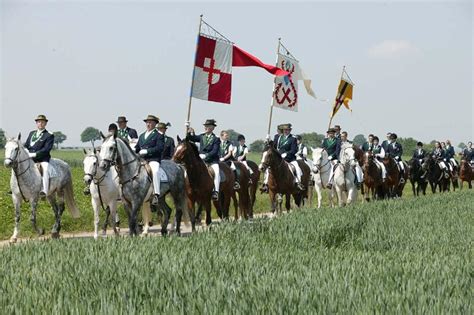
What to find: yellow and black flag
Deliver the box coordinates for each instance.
[330,67,354,119]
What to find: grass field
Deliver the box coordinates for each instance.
[0,190,472,313]
[0,149,470,241]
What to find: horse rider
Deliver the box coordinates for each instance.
[24,114,55,198]
[381,132,391,152]
[261,124,288,193]
[341,131,363,189]
[462,141,474,165]
[295,135,308,161]
[445,140,458,171]
[432,141,450,178]
[386,133,405,183]
[412,141,427,179]
[108,123,118,135]
[361,134,374,152]
[234,134,254,179]
[116,116,138,140]
[275,124,305,191]
[187,119,221,201]
[372,136,387,182]
[322,128,341,189]
[135,114,164,206]
[219,130,240,190]
[157,122,175,160]
[334,125,342,140]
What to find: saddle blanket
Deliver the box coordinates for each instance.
[36,163,59,178]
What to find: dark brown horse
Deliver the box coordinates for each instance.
[246,160,260,219]
[173,137,235,228]
[362,151,384,201]
[229,161,250,220]
[383,157,407,198]
[459,160,473,189]
[259,141,311,215]
[407,158,428,196]
[422,155,450,193]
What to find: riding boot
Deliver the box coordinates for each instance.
[152,194,160,206]
[260,184,269,194]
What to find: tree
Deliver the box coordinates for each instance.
[458,142,466,150]
[250,139,265,153]
[0,129,6,149]
[298,132,325,149]
[81,127,101,146]
[53,131,67,149]
[352,134,366,147]
[397,137,419,155]
[225,129,243,145]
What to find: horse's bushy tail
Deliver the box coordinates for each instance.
[64,177,81,218]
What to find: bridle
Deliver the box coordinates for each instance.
[260,148,285,172]
[103,138,143,186]
[5,145,31,177]
[313,148,331,173]
[84,154,109,186]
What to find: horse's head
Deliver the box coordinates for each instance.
[172,136,200,166]
[363,151,375,166]
[4,134,23,168]
[99,132,117,171]
[83,149,100,185]
[340,146,357,167]
[311,147,328,173]
[259,140,279,172]
[421,155,432,172]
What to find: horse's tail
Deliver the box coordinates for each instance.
[64,177,81,218]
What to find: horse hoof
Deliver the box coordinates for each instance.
[51,232,60,239]
[9,237,17,244]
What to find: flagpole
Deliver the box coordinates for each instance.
[185,14,204,133]
[266,38,281,138]
[327,65,346,130]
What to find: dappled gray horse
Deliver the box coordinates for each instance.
[99,134,187,236]
[4,135,80,242]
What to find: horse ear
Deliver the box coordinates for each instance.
[17,132,21,141]
[83,148,87,155]
[113,131,117,139]
[93,148,97,155]
[177,135,182,144]
[100,131,106,140]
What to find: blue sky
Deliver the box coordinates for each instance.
[1,0,472,147]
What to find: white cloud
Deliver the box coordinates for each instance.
[368,40,421,58]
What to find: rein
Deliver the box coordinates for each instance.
[6,146,32,202]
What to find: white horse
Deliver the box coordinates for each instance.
[311,147,335,208]
[333,143,358,206]
[83,149,121,239]
[3,135,80,242]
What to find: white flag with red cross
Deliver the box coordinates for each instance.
[191,35,288,104]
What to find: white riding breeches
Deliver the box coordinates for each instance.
[210,163,220,192]
[449,158,458,168]
[40,162,50,194]
[290,161,302,183]
[230,161,236,171]
[355,164,364,183]
[374,159,387,179]
[242,161,253,174]
[149,161,161,195]
[439,161,447,170]
[329,160,338,182]
[398,161,405,172]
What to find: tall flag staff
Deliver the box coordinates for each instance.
[185,15,288,132]
[328,66,354,129]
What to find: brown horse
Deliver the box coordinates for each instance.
[362,151,384,201]
[229,161,250,220]
[459,160,473,189]
[246,160,260,218]
[173,137,234,228]
[383,157,407,198]
[259,141,311,215]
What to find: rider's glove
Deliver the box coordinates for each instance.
[199,154,206,159]
[139,149,147,156]
[281,153,287,158]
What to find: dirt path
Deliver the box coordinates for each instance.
[0,212,275,248]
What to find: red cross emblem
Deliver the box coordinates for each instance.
[203,58,221,85]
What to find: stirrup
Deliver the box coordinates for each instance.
[151,194,160,206]
[39,191,47,200]
[326,183,333,189]
[233,182,241,190]
[296,183,305,191]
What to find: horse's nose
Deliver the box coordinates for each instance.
[4,160,11,167]
[99,161,108,170]
[83,175,92,185]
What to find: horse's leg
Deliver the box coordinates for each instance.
[29,198,44,236]
[10,194,22,243]
[232,192,239,220]
[205,199,212,226]
[160,199,171,236]
[285,194,291,212]
[277,193,283,215]
[92,198,101,239]
[173,192,185,236]
[110,201,120,236]
[269,191,277,215]
[315,184,322,208]
[102,206,111,236]
[48,195,61,238]
[141,203,151,236]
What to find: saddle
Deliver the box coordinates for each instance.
[207,166,227,183]
[142,161,169,183]
[35,163,58,178]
